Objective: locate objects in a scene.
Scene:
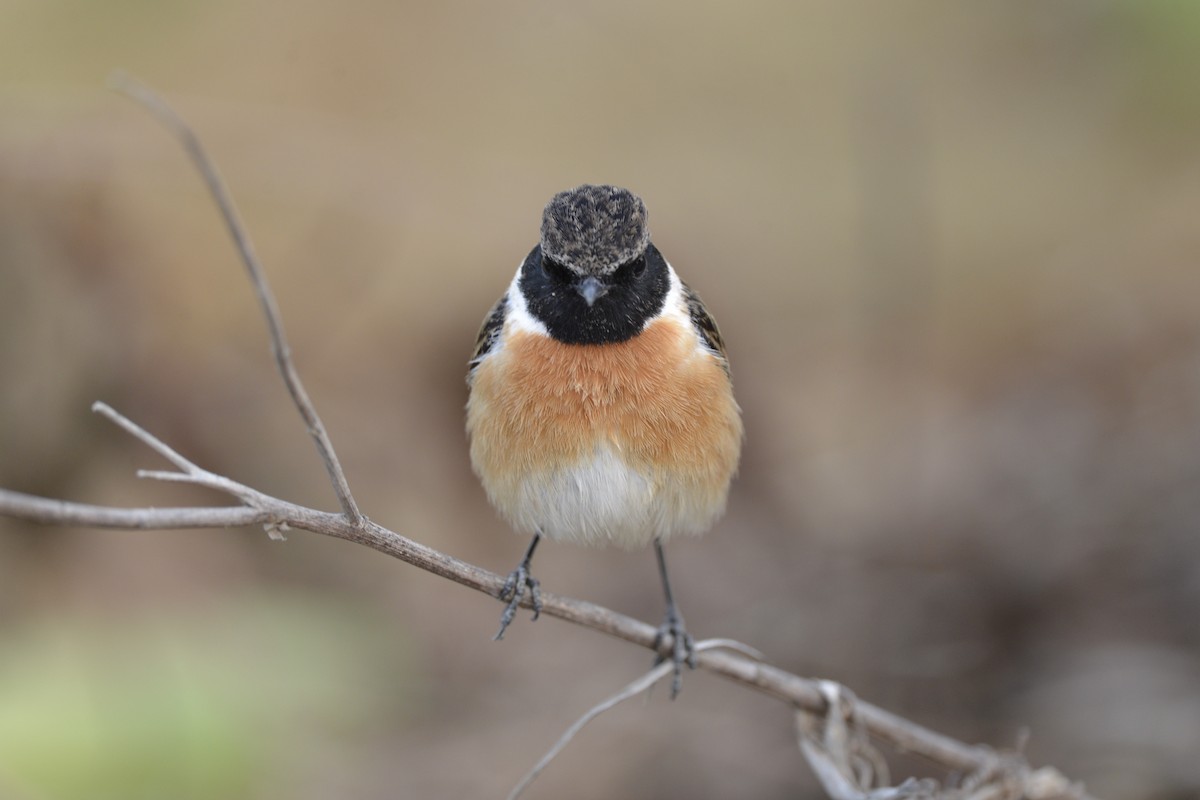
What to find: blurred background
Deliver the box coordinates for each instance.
[2,2,1199,798]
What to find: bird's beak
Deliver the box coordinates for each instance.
[576,276,608,307]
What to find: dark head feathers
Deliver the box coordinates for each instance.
[540,185,649,275]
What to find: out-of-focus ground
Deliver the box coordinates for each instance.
[2,2,1200,798]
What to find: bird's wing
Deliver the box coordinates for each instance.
[467,293,508,380]
[681,282,730,373]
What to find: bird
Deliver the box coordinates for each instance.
[465,184,742,696]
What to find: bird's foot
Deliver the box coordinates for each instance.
[493,561,541,641]
[652,604,696,699]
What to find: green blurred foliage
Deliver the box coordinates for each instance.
[1120,0,1200,126]
[0,595,416,799]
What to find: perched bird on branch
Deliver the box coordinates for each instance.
[466,185,742,695]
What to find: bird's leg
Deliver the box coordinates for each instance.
[494,532,543,641]
[651,539,696,699]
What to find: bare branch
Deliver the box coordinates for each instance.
[0,73,1100,800]
[0,477,1086,793]
[20,400,1087,792]
[106,71,362,524]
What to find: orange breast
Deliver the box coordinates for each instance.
[467,318,743,543]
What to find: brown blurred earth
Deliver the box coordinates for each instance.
[2,3,1200,798]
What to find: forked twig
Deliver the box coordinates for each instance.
[106,71,362,524]
[90,401,290,535]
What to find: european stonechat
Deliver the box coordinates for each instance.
[466,185,742,695]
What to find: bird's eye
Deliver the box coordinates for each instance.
[542,256,574,283]
[609,257,648,286]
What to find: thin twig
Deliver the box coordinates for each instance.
[136,470,201,484]
[0,491,270,529]
[508,662,674,799]
[696,637,766,662]
[92,401,194,472]
[508,638,765,799]
[106,71,362,525]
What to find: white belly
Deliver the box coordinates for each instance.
[507,446,661,549]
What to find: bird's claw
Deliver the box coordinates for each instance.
[652,606,696,699]
[494,562,541,640]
